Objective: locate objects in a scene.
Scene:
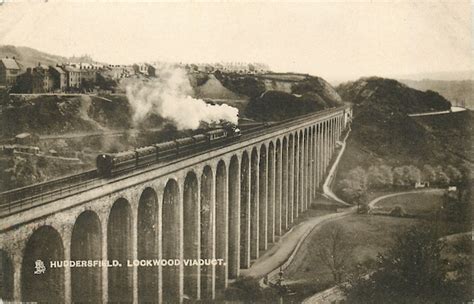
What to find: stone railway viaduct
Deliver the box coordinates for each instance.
[0,106,352,303]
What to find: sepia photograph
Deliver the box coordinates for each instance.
[0,0,471,303]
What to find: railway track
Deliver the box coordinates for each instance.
[0,106,347,218]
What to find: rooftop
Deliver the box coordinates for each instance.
[51,66,66,74]
[1,58,20,70]
[63,66,82,73]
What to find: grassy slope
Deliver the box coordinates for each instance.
[193,74,247,100]
[412,110,473,163]
[334,78,472,184]
[284,214,421,300]
[284,190,465,299]
[374,191,444,216]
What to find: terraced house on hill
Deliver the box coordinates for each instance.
[0,57,21,86]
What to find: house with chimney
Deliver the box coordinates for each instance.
[78,63,98,90]
[133,63,156,77]
[0,57,21,86]
[105,64,135,79]
[14,63,54,93]
[34,64,53,92]
[49,66,67,92]
[63,65,82,91]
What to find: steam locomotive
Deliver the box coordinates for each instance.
[96,125,241,177]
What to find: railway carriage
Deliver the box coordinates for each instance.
[96,125,241,177]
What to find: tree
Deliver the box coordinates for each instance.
[393,166,406,186]
[317,224,352,284]
[404,165,421,185]
[367,165,393,189]
[422,164,436,183]
[338,167,367,202]
[442,190,462,222]
[435,166,450,187]
[344,225,468,303]
[445,165,462,185]
[393,165,420,187]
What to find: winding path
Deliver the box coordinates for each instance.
[322,129,352,206]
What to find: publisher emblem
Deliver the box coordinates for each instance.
[34,260,46,274]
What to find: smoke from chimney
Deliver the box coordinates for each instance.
[125,68,239,130]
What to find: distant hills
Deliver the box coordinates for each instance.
[399,79,474,109]
[392,70,473,81]
[0,45,97,69]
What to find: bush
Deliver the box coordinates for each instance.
[357,204,369,214]
[389,205,405,217]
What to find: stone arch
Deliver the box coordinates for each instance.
[298,130,304,215]
[318,123,323,188]
[228,155,240,278]
[183,171,200,299]
[312,125,317,199]
[137,187,160,303]
[304,128,310,210]
[240,151,250,268]
[162,178,181,301]
[288,133,294,224]
[282,136,289,230]
[293,131,300,220]
[275,138,282,236]
[250,147,259,258]
[22,225,64,302]
[324,120,329,170]
[215,160,228,289]
[316,123,323,189]
[267,141,275,243]
[259,143,268,251]
[200,165,214,299]
[0,249,13,301]
[71,210,102,303]
[107,198,133,302]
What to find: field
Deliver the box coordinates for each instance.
[373,190,445,216]
[282,214,423,301]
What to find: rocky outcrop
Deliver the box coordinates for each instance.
[337,77,451,113]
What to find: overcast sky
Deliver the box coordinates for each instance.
[0,0,471,81]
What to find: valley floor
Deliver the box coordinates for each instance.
[285,189,458,303]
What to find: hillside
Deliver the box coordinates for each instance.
[337,77,451,114]
[0,45,99,69]
[399,79,474,109]
[192,74,245,100]
[335,77,471,174]
[217,73,344,121]
[0,45,69,69]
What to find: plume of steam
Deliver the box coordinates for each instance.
[125,68,239,130]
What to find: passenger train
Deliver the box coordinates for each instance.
[96,125,241,177]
